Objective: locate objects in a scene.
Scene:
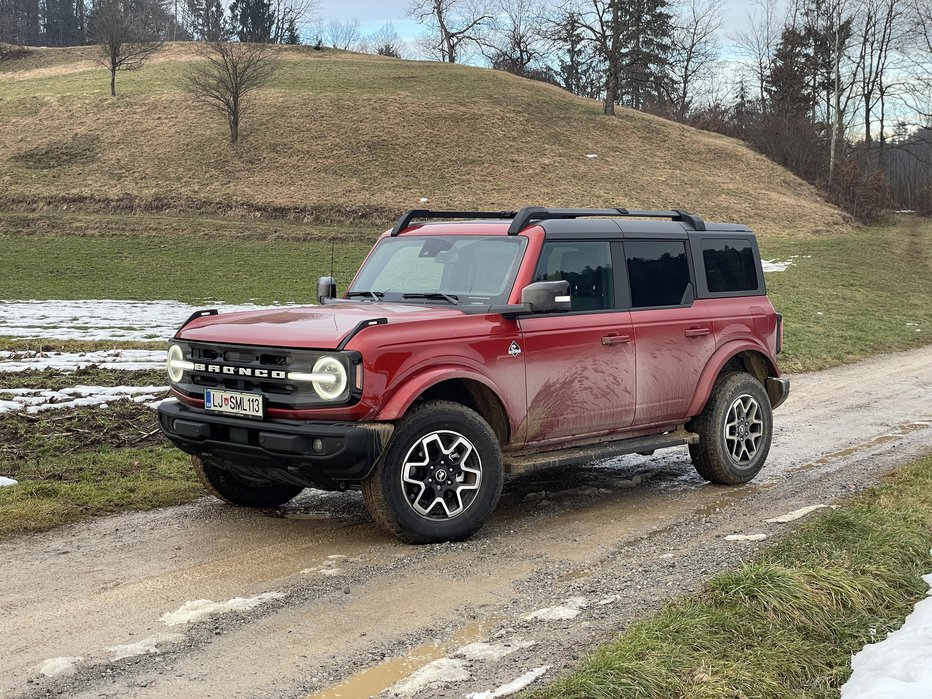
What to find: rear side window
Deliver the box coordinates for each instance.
[533,241,613,311]
[702,239,758,293]
[625,241,690,308]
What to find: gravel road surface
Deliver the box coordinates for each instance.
[3,346,931,699]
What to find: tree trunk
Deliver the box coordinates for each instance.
[110,66,116,96]
[603,70,616,116]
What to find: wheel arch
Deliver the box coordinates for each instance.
[687,343,779,418]
[374,370,512,444]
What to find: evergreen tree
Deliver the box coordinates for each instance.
[229,0,271,42]
[616,0,674,110]
[766,25,814,119]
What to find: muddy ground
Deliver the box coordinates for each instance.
[2,346,931,699]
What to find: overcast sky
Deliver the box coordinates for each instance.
[316,0,765,45]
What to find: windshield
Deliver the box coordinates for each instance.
[349,235,528,306]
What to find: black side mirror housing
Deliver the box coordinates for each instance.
[520,280,572,313]
[317,276,337,304]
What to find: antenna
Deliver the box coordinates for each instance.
[329,238,335,279]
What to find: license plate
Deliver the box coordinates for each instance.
[204,389,264,419]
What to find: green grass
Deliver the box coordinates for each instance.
[531,454,932,699]
[764,215,932,372]
[0,446,199,537]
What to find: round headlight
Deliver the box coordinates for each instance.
[312,356,347,400]
[167,344,185,383]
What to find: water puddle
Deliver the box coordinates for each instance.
[307,619,501,699]
[791,419,932,473]
[692,483,773,518]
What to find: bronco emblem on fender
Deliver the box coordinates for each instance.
[508,341,522,357]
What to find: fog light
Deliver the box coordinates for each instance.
[312,438,324,454]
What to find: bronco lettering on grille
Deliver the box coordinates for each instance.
[192,363,287,379]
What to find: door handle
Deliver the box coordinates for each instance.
[602,334,631,345]
[685,327,711,337]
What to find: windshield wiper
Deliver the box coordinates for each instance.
[402,292,459,305]
[346,290,385,301]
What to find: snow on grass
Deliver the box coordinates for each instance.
[0,385,168,414]
[761,254,812,273]
[724,533,768,541]
[0,476,18,486]
[0,349,166,373]
[765,504,829,523]
[0,299,263,341]
[159,592,285,626]
[841,570,932,698]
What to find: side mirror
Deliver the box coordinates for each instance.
[520,280,571,313]
[317,276,337,304]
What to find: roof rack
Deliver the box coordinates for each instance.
[390,209,517,236]
[389,207,706,237]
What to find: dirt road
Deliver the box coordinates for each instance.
[3,346,931,699]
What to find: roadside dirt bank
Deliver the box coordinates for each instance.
[2,345,930,699]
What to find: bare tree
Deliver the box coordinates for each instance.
[408,0,492,63]
[730,0,781,102]
[569,0,623,115]
[365,21,404,57]
[903,0,932,121]
[484,0,551,74]
[186,39,278,144]
[855,0,906,152]
[325,17,360,49]
[89,0,162,97]
[669,0,724,120]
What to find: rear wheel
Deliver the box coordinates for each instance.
[192,456,304,508]
[688,372,773,484]
[362,400,504,544]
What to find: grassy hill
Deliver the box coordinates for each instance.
[0,43,848,239]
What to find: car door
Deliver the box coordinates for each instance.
[518,240,636,445]
[624,238,716,426]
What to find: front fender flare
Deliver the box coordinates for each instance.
[686,341,779,418]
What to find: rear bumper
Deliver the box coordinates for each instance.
[157,398,393,490]
[766,377,790,410]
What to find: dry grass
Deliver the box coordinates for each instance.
[0,44,848,240]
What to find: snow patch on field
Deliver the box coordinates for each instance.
[765,504,828,523]
[841,571,932,698]
[0,386,168,414]
[0,349,166,373]
[725,533,768,541]
[160,592,284,626]
[0,476,17,486]
[106,633,186,661]
[0,299,262,341]
[466,666,551,699]
[761,255,811,273]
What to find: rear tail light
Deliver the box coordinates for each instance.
[776,313,784,354]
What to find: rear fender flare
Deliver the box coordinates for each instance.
[686,342,778,418]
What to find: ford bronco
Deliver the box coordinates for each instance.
[158,207,789,543]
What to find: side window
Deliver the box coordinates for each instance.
[625,240,690,308]
[702,238,759,293]
[533,241,614,311]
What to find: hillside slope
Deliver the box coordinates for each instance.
[0,44,848,238]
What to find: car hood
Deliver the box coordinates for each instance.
[174,302,465,349]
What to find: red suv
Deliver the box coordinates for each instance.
[158,208,789,543]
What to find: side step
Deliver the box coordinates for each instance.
[504,429,699,475]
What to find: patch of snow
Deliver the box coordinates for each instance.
[466,666,551,699]
[0,349,166,373]
[0,476,18,487]
[159,592,284,627]
[522,596,588,621]
[724,533,768,541]
[841,572,932,698]
[0,385,168,414]
[0,299,264,341]
[388,658,470,697]
[454,640,536,662]
[761,254,812,273]
[765,504,828,523]
[419,197,429,203]
[36,656,82,677]
[585,153,598,159]
[106,633,186,661]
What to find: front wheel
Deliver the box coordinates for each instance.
[362,401,504,544]
[193,456,304,508]
[688,373,773,485]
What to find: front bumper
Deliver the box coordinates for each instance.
[157,399,393,490]
[766,377,790,410]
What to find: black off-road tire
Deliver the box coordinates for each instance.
[362,400,504,544]
[192,455,304,508]
[688,372,773,485]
